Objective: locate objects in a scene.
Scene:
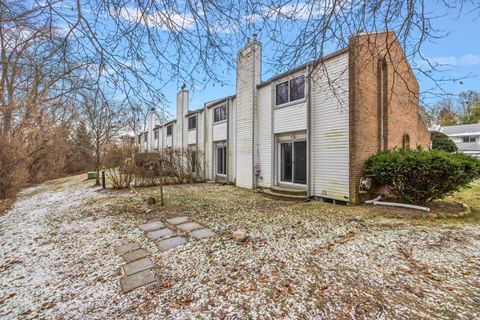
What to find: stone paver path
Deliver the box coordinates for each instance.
[157,236,187,252]
[166,216,189,225]
[138,221,164,232]
[147,228,173,240]
[176,222,203,232]
[123,257,154,276]
[190,228,215,239]
[119,269,156,293]
[123,248,149,263]
[116,242,157,293]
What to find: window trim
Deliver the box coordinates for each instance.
[154,128,159,139]
[463,136,477,143]
[275,74,306,107]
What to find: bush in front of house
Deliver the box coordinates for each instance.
[364,149,480,204]
[431,131,458,152]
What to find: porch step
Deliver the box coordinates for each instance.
[263,189,307,201]
[270,185,307,197]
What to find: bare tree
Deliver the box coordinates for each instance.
[81,91,123,185]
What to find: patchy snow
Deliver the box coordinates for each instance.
[1,178,479,319]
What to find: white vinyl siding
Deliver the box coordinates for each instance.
[213,122,227,141]
[188,129,196,145]
[273,103,307,134]
[311,52,350,201]
[166,135,173,148]
[257,86,272,187]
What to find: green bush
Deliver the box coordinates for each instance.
[364,149,480,204]
[431,131,458,152]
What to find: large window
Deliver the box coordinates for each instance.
[143,132,148,143]
[216,145,227,175]
[188,115,197,130]
[463,136,477,143]
[166,124,173,136]
[214,105,226,122]
[276,75,305,106]
[138,135,141,144]
[154,128,159,139]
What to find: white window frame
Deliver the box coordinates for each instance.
[188,115,197,130]
[213,105,227,123]
[166,124,173,136]
[275,74,306,107]
[215,143,227,176]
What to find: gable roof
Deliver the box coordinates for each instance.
[440,123,480,136]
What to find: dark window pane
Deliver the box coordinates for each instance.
[290,75,305,101]
[167,125,172,136]
[214,105,226,122]
[276,82,288,105]
[216,146,227,175]
[144,132,148,142]
[293,141,307,184]
[188,116,197,129]
[154,129,159,139]
[138,136,141,143]
[280,142,292,182]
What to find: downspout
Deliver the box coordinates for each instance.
[203,103,207,180]
[252,43,257,189]
[271,82,275,187]
[380,60,385,151]
[226,98,230,183]
[306,65,312,198]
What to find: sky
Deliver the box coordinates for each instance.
[155,1,480,117]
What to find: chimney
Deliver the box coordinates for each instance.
[176,84,189,149]
[235,34,262,188]
[147,107,157,151]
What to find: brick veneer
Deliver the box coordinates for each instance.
[348,31,431,204]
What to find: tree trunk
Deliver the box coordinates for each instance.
[95,142,100,186]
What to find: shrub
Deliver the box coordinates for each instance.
[364,149,480,204]
[431,131,458,152]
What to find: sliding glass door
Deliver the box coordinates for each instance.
[279,140,306,185]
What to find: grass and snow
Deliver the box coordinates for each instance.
[1,175,479,319]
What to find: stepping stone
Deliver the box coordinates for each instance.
[115,242,140,255]
[177,222,203,232]
[120,269,155,293]
[166,216,189,225]
[146,228,173,240]
[123,257,154,276]
[139,221,164,232]
[189,228,215,240]
[156,236,187,252]
[123,248,149,263]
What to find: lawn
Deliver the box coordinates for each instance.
[1,176,479,319]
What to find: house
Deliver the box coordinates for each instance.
[431,123,480,158]
[138,31,430,204]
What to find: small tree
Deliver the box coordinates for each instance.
[364,149,480,204]
[431,131,458,153]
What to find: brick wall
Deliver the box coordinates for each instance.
[348,31,430,204]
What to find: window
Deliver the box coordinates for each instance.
[214,105,226,122]
[290,75,305,101]
[276,75,305,105]
[463,136,477,143]
[166,124,173,136]
[188,115,197,130]
[143,132,148,143]
[138,135,141,144]
[402,134,410,150]
[276,82,289,105]
[154,128,159,139]
[216,145,227,175]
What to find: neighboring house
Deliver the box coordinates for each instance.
[138,31,430,204]
[431,123,480,158]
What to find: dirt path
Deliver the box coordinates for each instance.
[0,177,144,319]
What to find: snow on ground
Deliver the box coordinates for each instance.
[1,176,480,319]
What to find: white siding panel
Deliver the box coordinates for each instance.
[188,129,196,145]
[166,135,173,147]
[257,86,272,187]
[273,103,307,134]
[212,122,227,141]
[311,52,350,201]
